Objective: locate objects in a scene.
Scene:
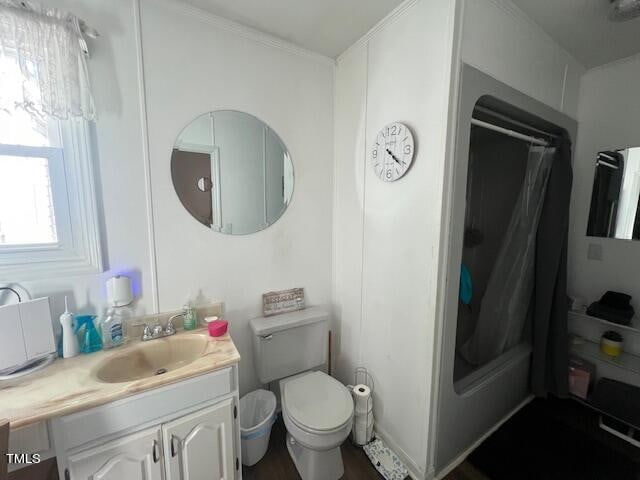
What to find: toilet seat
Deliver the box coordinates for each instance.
[282,371,354,433]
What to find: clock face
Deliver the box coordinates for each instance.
[371,122,415,182]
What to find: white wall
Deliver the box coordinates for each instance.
[140,0,335,395]
[10,0,155,322]
[214,111,265,234]
[333,1,458,477]
[461,0,584,118]
[569,54,640,307]
[2,0,334,397]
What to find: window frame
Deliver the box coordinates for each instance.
[0,120,103,279]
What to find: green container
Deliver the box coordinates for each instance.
[183,305,197,330]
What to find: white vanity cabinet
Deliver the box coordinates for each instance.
[66,426,164,480]
[52,366,242,480]
[162,399,236,480]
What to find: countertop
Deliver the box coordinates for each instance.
[0,328,240,429]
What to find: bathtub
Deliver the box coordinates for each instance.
[455,342,532,395]
[434,338,532,474]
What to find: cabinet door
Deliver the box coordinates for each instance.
[163,399,236,480]
[67,426,163,480]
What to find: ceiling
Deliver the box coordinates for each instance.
[511,0,640,68]
[177,0,405,59]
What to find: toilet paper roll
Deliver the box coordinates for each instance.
[352,414,374,445]
[354,413,372,428]
[106,275,132,307]
[352,384,372,414]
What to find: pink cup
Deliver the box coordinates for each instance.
[208,319,228,337]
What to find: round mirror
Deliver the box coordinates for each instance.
[171,111,294,234]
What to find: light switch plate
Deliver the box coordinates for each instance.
[587,243,603,261]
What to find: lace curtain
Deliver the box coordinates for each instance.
[0,0,95,121]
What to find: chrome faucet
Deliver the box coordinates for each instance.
[134,314,180,342]
[166,313,182,335]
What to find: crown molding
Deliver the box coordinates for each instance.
[336,0,420,63]
[584,49,640,75]
[143,0,336,67]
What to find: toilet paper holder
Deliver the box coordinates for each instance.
[348,366,375,446]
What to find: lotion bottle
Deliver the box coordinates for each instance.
[60,296,79,358]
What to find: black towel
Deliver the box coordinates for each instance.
[587,290,634,325]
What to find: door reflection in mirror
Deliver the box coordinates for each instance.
[171,111,294,235]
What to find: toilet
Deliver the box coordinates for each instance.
[250,308,353,480]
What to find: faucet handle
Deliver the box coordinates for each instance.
[165,313,182,336]
[152,322,164,337]
[165,317,177,336]
[164,322,176,336]
[133,323,153,341]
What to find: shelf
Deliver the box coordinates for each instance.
[569,310,640,336]
[569,394,640,431]
[571,338,640,376]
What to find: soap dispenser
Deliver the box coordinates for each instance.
[59,297,79,358]
[182,299,197,330]
[101,307,126,349]
[102,275,132,348]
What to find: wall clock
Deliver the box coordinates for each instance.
[371,122,415,182]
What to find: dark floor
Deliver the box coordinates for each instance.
[468,397,640,480]
[242,416,486,480]
[242,416,383,479]
[246,399,640,480]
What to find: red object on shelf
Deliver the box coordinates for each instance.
[208,319,228,337]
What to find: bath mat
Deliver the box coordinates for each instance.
[363,438,409,480]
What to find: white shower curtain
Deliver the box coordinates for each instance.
[461,145,555,366]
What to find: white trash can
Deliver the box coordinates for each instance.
[240,389,277,466]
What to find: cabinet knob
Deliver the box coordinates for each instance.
[64,468,71,480]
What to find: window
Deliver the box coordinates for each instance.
[0,48,102,279]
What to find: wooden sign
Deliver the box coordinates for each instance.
[262,288,305,317]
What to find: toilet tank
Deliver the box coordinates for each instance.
[250,307,328,384]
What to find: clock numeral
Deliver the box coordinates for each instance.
[404,145,412,155]
[372,149,378,159]
[386,170,392,180]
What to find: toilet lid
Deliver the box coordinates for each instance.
[283,371,353,432]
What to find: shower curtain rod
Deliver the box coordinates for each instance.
[471,118,550,147]
[474,106,559,140]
